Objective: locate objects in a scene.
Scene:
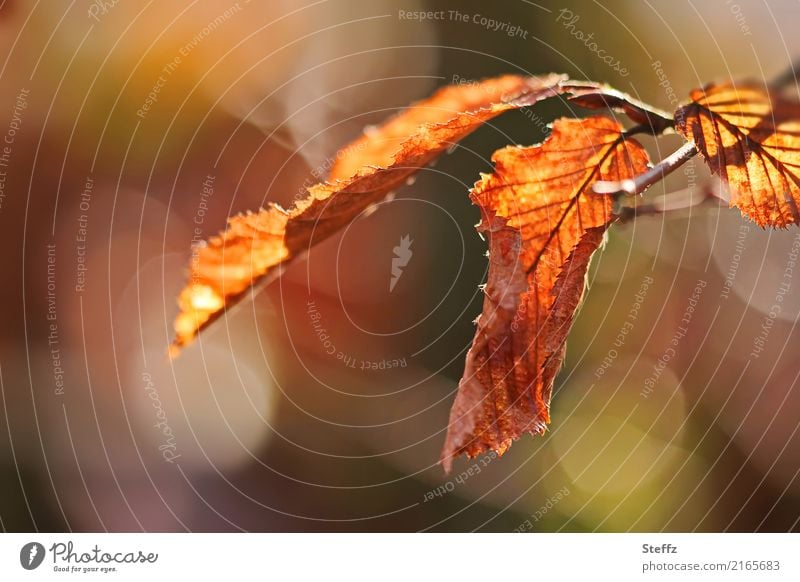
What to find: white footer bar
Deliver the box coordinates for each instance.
[1,533,797,581]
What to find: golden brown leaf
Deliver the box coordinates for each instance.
[328,74,566,180]
[675,82,800,227]
[171,74,567,354]
[441,116,651,471]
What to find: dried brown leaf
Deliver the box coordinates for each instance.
[442,116,651,471]
[170,74,568,354]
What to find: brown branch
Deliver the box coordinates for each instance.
[593,141,698,196]
[562,81,675,134]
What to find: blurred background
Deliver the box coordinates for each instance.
[1,0,799,532]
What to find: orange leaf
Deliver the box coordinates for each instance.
[675,82,800,228]
[171,74,568,354]
[441,116,651,471]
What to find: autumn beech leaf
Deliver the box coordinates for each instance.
[170,74,569,354]
[441,116,651,471]
[328,74,567,180]
[675,82,800,228]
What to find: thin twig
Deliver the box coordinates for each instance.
[562,81,675,134]
[593,141,698,196]
[615,186,722,223]
[770,60,800,90]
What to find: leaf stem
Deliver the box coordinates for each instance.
[563,82,675,134]
[592,141,698,196]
